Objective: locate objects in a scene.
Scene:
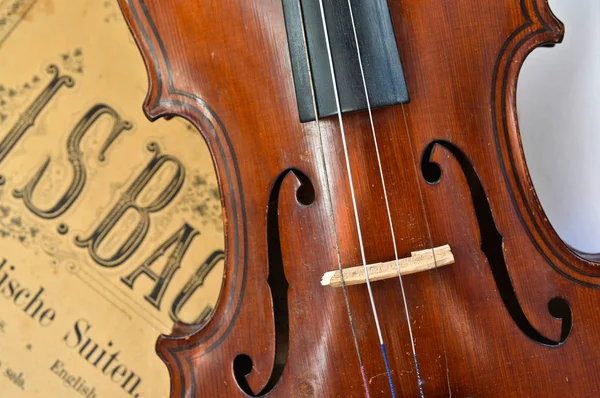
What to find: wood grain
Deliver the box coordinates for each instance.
[117,0,600,396]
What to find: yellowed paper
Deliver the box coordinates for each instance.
[0,1,224,396]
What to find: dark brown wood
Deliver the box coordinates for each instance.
[117,0,600,396]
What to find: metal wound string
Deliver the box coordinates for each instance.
[345,1,425,396]
[295,0,371,396]
[316,1,397,396]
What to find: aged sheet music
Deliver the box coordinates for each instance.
[0,1,223,396]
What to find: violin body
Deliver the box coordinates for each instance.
[118,0,600,396]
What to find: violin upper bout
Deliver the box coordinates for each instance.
[532,0,565,42]
[117,0,166,121]
[117,0,325,395]
[117,1,257,396]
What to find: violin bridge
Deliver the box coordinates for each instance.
[321,245,454,288]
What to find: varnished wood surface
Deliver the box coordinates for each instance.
[118,0,600,396]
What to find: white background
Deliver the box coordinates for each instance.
[518,0,600,253]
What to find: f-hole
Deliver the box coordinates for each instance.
[233,169,315,395]
[421,140,572,347]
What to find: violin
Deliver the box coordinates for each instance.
[117,0,600,396]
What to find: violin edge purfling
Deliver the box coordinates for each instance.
[118,0,600,397]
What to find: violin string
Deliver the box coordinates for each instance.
[399,102,453,396]
[316,1,397,397]
[294,0,371,396]
[345,1,425,396]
